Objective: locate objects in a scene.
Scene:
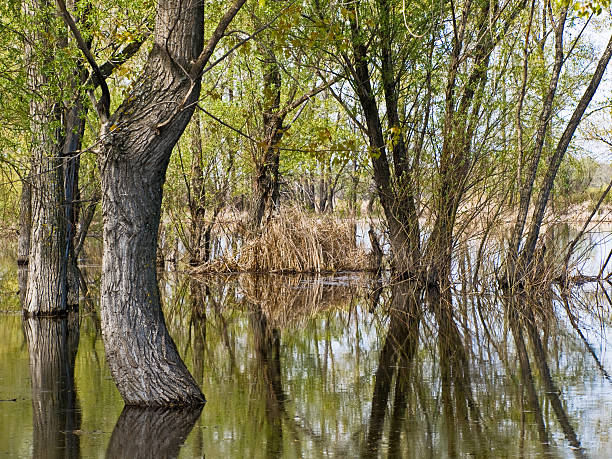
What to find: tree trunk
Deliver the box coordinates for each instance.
[96,0,245,406]
[23,0,67,316]
[18,177,31,304]
[348,7,420,277]
[249,49,283,230]
[189,115,207,265]
[101,161,205,405]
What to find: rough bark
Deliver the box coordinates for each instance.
[250,49,284,230]
[23,0,67,315]
[18,177,31,304]
[96,0,245,405]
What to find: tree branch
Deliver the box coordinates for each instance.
[55,0,110,123]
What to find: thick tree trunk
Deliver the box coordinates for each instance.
[96,0,245,405]
[101,160,205,405]
[23,0,67,316]
[18,177,31,303]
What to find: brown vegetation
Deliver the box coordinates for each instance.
[192,208,373,274]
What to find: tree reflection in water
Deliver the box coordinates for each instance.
[105,406,202,458]
[508,294,587,458]
[23,313,81,459]
[362,281,421,458]
[13,272,604,457]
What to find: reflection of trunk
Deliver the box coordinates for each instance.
[507,299,549,448]
[430,287,483,457]
[524,303,585,455]
[106,406,202,459]
[250,305,285,458]
[23,314,81,458]
[190,279,207,385]
[507,294,585,455]
[362,281,421,457]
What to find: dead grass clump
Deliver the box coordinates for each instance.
[194,210,373,273]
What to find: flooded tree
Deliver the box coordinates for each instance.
[21,0,67,315]
[96,0,246,405]
[58,0,246,404]
[19,0,148,314]
[506,12,612,288]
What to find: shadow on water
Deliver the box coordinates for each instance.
[23,313,81,459]
[105,406,202,459]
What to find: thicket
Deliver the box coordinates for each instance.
[1,0,612,283]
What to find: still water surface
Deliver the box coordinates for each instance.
[2,242,612,457]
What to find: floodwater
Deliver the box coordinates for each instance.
[2,237,612,457]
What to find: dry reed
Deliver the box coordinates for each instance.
[192,209,374,273]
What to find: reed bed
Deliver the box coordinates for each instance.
[192,210,374,273]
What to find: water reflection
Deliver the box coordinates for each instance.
[362,281,421,458]
[105,406,202,458]
[23,313,81,458]
[250,304,286,458]
[508,294,587,458]
[4,270,612,457]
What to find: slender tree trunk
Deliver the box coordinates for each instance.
[519,30,612,270]
[348,6,420,277]
[189,115,207,265]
